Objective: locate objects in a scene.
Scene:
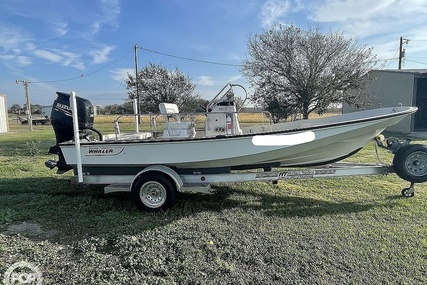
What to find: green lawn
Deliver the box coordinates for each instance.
[1,123,427,284]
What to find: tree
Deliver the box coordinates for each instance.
[126,63,201,113]
[101,104,123,115]
[252,85,297,123]
[182,98,210,113]
[9,104,21,114]
[32,104,42,115]
[242,24,376,120]
[22,104,42,115]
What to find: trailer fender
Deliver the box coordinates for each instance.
[131,165,184,192]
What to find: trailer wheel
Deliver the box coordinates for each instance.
[393,144,427,183]
[132,173,177,212]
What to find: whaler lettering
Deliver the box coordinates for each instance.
[86,147,124,156]
[89,148,114,154]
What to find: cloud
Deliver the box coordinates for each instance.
[110,68,134,82]
[57,50,85,69]
[0,54,15,60]
[90,45,115,64]
[89,22,101,35]
[310,0,427,38]
[16,56,32,65]
[197,76,215,86]
[34,49,63,62]
[311,0,414,23]
[260,0,291,28]
[53,21,68,37]
[33,48,85,69]
[227,74,243,82]
[195,75,243,89]
[305,0,427,68]
[0,26,29,53]
[0,1,123,74]
[89,0,121,35]
[99,0,121,25]
[0,26,35,70]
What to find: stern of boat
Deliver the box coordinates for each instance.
[45,92,98,174]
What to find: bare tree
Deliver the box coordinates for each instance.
[242,25,377,120]
[126,63,201,113]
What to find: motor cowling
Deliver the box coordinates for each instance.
[47,92,95,173]
[50,92,94,144]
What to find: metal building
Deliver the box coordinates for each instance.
[0,94,8,133]
[41,105,53,118]
[344,69,427,134]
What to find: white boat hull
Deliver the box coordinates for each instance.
[58,106,417,173]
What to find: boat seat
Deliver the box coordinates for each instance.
[159,103,195,138]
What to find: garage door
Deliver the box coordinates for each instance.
[414,78,427,131]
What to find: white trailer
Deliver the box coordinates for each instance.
[71,146,425,212]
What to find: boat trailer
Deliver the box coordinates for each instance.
[70,135,427,212]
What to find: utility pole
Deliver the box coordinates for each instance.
[134,44,142,124]
[16,79,33,131]
[134,44,140,118]
[398,36,409,70]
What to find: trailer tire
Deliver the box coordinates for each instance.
[132,173,177,212]
[393,144,427,183]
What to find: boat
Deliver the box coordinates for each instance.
[18,116,50,125]
[46,84,418,175]
[44,84,427,212]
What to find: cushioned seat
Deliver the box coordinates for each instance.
[159,103,195,138]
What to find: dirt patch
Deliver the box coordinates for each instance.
[4,221,57,239]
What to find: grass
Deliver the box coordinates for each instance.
[1,120,427,284]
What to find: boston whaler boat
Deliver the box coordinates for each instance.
[45,84,427,211]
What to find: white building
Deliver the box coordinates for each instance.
[0,95,8,133]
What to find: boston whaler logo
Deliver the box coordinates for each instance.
[87,146,125,156]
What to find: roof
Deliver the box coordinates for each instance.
[375,69,427,75]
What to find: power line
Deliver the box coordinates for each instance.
[139,45,413,68]
[138,46,242,67]
[29,74,85,84]
[405,59,427,66]
[370,57,399,63]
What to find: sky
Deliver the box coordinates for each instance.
[1,0,427,107]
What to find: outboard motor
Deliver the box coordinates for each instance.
[51,92,95,144]
[46,92,99,173]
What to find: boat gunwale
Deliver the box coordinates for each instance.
[59,106,417,147]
